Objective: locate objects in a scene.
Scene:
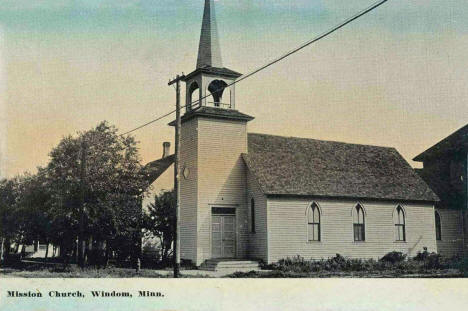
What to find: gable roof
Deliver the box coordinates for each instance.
[414,124,468,161]
[243,133,438,202]
[141,154,174,186]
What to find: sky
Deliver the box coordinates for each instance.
[0,0,467,192]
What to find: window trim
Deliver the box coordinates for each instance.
[352,203,366,242]
[435,210,442,241]
[394,205,406,242]
[250,198,256,234]
[306,202,321,242]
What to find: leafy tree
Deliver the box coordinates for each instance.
[143,190,175,264]
[0,177,22,260]
[15,168,54,257]
[46,121,149,264]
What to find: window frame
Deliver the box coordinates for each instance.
[394,205,406,242]
[353,204,366,242]
[307,202,321,242]
[435,211,442,241]
[250,198,256,234]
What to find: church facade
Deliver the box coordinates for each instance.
[158,0,442,266]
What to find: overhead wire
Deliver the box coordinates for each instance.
[119,0,390,136]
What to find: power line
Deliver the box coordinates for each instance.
[226,0,389,89]
[120,109,176,136]
[120,0,390,136]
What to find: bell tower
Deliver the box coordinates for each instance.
[173,0,254,266]
[183,0,242,111]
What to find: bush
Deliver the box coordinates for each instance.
[413,250,443,270]
[456,257,468,276]
[269,252,463,276]
[380,251,406,264]
[273,254,378,273]
[413,249,430,261]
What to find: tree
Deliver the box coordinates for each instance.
[46,121,149,265]
[0,177,22,261]
[15,168,54,258]
[143,190,175,265]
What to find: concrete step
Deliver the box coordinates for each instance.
[199,259,261,273]
[203,259,259,264]
[202,263,260,268]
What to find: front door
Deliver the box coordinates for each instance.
[212,214,236,258]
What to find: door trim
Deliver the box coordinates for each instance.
[210,206,237,259]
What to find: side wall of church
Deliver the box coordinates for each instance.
[267,197,437,263]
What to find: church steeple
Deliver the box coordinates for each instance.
[181,0,244,112]
[197,0,223,68]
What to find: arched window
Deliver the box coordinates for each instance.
[250,198,255,233]
[394,206,406,241]
[188,81,200,110]
[307,203,320,241]
[208,80,228,107]
[353,204,365,241]
[435,211,442,241]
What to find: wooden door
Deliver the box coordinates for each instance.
[212,215,236,258]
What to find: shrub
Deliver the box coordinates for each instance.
[380,251,406,264]
[456,257,468,276]
[413,249,444,270]
[424,253,443,270]
[413,249,430,261]
[274,254,378,273]
[269,252,462,276]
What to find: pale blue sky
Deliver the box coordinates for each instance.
[1,0,467,184]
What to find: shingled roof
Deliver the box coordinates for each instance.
[414,124,468,161]
[243,133,438,202]
[414,168,451,208]
[141,154,174,186]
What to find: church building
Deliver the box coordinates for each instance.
[414,124,468,258]
[150,0,441,267]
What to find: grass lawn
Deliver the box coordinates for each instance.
[2,252,467,278]
[0,262,212,278]
[1,266,464,278]
[226,269,465,278]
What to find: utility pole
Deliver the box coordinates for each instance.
[78,139,87,268]
[168,73,185,278]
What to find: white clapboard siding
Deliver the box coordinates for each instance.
[267,197,437,263]
[180,118,199,263]
[436,208,464,257]
[194,117,249,265]
[246,170,268,262]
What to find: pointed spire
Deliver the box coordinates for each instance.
[196,0,223,69]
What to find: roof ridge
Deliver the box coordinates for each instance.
[247,132,395,150]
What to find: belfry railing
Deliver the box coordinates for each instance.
[187,100,231,111]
